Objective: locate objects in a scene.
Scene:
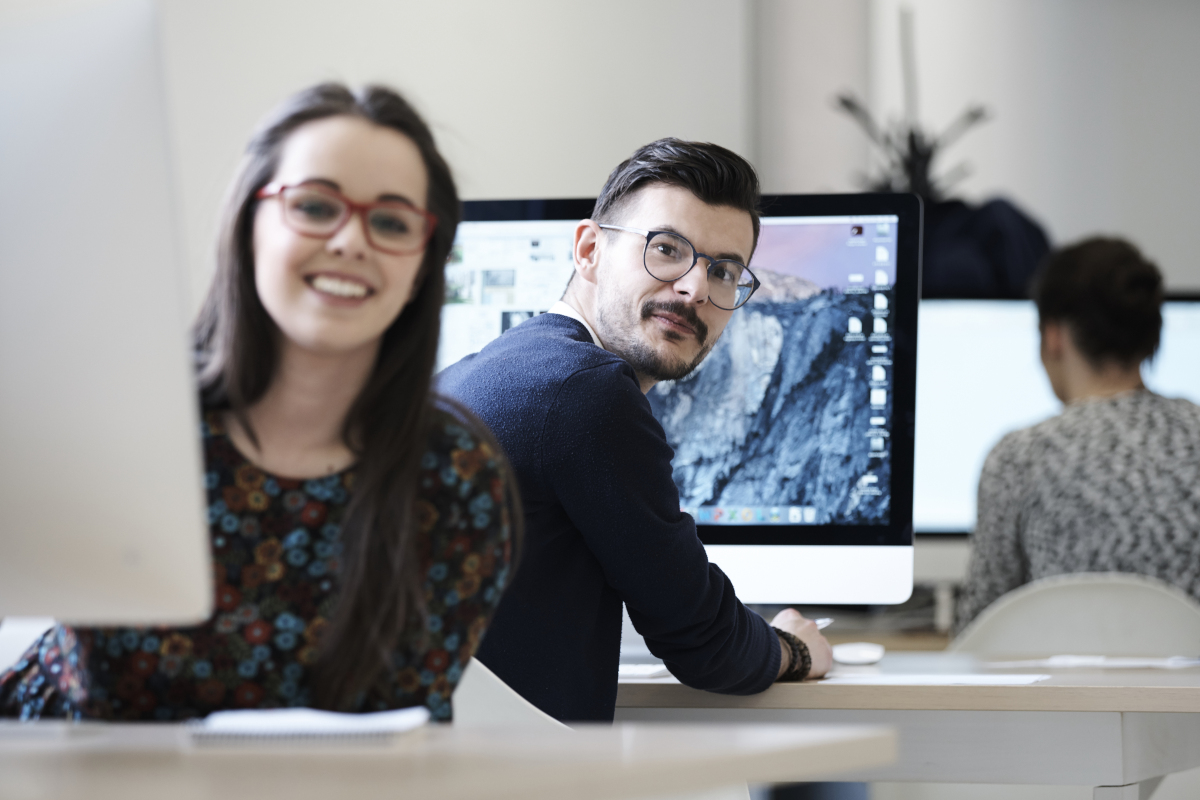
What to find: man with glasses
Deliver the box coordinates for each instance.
[439,138,832,722]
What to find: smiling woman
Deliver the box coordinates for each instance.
[0,83,521,720]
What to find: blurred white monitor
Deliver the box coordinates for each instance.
[0,1,212,623]
[913,298,1200,533]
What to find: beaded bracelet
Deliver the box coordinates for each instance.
[773,627,812,682]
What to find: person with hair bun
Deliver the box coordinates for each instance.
[1,83,518,720]
[956,236,1200,630]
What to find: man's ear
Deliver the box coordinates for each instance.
[573,219,603,286]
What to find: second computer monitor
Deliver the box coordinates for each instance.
[913,298,1200,534]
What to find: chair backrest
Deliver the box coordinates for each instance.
[0,617,54,672]
[452,657,569,730]
[450,658,752,800]
[950,572,1200,658]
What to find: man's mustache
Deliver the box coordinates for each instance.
[641,300,708,345]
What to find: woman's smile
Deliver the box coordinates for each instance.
[305,272,375,302]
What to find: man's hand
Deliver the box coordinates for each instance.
[771,608,833,680]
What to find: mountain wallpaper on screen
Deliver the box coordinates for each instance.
[646,270,891,525]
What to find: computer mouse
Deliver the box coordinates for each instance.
[832,641,886,665]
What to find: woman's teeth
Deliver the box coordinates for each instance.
[310,275,369,298]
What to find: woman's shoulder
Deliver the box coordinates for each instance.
[199,409,238,455]
[1049,390,1200,438]
[197,409,261,482]
[985,415,1045,459]
[200,409,226,440]
[989,391,1200,470]
[419,397,513,519]
[415,398,517,597]
[424,397,504,463]
[1141,392,1200,426]
[983,408,1090,476]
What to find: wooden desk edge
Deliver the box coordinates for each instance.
[0,723,901,800]
[616,681,1200,713]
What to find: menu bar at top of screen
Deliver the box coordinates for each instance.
[750,216,898,291]
[454,220,580,236]
[760,215,900,225]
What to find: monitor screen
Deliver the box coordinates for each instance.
[438,219,580,371]
[913,298,1200,533]
[443,194,922,550]
[647,215,900,530]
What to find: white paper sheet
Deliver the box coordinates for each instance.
[820,673,1050,686]
[618,664,672,679]
[985,655,1200,670]
[194,705,429,738]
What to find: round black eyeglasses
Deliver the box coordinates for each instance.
[598,224,760,310]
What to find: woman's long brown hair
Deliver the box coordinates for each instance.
[193,83,514,709]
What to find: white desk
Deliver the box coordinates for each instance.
[616,652,1200,800]
[0,720,894,800]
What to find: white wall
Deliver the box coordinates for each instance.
[7,0,1200,301]
[754,0,870,194]
[868,0,1200,291]
[156,0,755,310]
[4,0,755,311]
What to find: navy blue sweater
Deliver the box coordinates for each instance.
[437,313,779,721]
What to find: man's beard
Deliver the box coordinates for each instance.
[598,299,714,383]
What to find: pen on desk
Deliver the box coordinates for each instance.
[814,618,834,630]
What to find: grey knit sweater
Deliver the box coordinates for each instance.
[955,390,1200,632]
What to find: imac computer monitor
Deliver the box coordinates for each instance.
[440,194,922,604]
[0,1,212,623]
[914,298,1200,534]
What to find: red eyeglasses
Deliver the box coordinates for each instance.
[256,182,437,255]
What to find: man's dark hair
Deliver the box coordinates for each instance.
[1032,236,1164,367]
[593,137,761,252]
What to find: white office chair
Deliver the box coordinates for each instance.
[911,573,1200,800]
[452,656,570,730]
[452,657,752,800]
[0,617,54,673]
[950,572,1200,658]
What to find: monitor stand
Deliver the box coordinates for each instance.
[706,544,914,604]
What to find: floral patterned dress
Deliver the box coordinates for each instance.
[0,408,514,721]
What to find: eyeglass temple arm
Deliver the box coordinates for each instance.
[597,223,652,236]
